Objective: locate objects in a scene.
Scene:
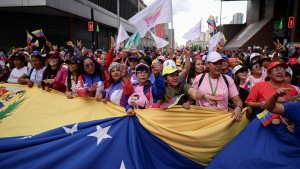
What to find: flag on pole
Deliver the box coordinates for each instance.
[150,32,169,48]
[209,32,222,52]
[31,29,45,37]
[128,0,172,37]
[27,31,33,45]
[256,110,280,127]
[182,19,202,41]
[124,31,141,49]
[116,24,129,50]
[207,15,217,29]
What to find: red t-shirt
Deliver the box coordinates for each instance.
[245,82,299,103]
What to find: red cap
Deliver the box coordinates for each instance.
[194,55,202,60]
[49,51,60,58]
[288,58,299,65]
[266,61,287,72]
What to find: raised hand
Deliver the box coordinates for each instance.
[110,36,116,50]
[273,39,283,52]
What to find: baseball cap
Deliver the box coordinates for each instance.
[266,61,288,72]
[157,55,165,62]
[206,52,225,63]
[221,54,228,61]
[288,58,299,65]
[163,60,176,68]
[22,51,30,57]
[162,65,182,76]
[232,65,248,74]
[250,53,261,61]
[135,63,150,72]
[12,53,25,60]
[129,54,139,60]
[48,51,60,58]
[249,60,262,70]
[286,67,293,76]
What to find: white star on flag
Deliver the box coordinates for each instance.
[63,123,78,135]
[120,160,126,169]
[88,125,112,146]
[19,135,32,139]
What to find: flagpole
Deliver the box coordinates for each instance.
[220,0,223,32]
[170,0,174,49]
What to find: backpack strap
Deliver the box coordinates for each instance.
[197,73,206,88]
[222,74,229,89]
[178,82,185,95]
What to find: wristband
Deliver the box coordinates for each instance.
[236,105,243,110]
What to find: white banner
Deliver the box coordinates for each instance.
[128,0,172,38]
[209,32,222,53]
[116,23,129,45]
[150,32,169,48]
[182,19,202,41]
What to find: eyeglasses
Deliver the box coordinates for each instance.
[272,67,286,73]
[253,65,261,69]
[84,62,94,68]
[136,70,149,74]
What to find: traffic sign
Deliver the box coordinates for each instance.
[288,16,295,28]
[88,21,94,32]
[96,25,100,33]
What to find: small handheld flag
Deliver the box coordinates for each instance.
[27,31,33,45]
[207,15,217,29]
[31,40,39,47]
[31,29,45,38]
[256,110,280,126]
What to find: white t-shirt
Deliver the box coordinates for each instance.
[26,67,46,84]
[7,66,28,84]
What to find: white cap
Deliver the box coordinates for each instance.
[202,55,207,62]
[163,59,176,68]
[232,65,248,74]
[206,52,225,63]
[286,67,293,76]
[22,51,30,56]
[250,53,261,61]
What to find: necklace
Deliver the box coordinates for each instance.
[208,73,220,96]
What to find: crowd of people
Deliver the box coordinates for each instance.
[1,37,300,135]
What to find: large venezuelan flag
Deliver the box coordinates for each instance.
[0,84,249,168]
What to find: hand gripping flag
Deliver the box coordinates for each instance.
[31,29,44,38]
[128,0,172,37]
[207,15,217,29]
[150,31,169,48]
[183,19,202,41]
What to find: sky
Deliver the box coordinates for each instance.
[142,0,247,46]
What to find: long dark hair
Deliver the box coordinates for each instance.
[42,56,62,85]
[78,57,105,81]
[66,63,80,91]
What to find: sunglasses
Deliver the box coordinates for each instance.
[84,62,95,68]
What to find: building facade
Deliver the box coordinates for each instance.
[0,0,154,51]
